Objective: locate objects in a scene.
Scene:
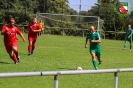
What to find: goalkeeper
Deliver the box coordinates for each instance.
[123,25,132,50]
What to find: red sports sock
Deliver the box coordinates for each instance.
[28,45,32,52]
[32,46,35,51]
[10,55,18,63]
[14,50,18,58]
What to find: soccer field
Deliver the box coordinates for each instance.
[0,34,133,88]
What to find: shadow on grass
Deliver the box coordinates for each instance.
[0,61,11,64]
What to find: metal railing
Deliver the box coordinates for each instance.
[0,68,133,88]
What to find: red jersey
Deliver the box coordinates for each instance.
[28,22,41,38]
[1,24,21,44]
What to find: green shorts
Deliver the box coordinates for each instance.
[90,48,101,58]
[125,37,132,42]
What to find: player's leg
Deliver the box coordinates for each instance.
[32,40,36,51]
[42,28,44,34]
[5,44,18,64]
[96,49,102,65]
[28,38,33,55]
[40,31,42,35]
[130,42,132,50]
[9,50,18,64]
[97,57,102,66]
[12,46,20,62]
[129,37,132,50]
[123,40,127,49]
[12,40,19,59]
[90,50,98,70]
[11,41,20,63]
[38,31,42,36]
[31,39,37,54]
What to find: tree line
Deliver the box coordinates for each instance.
[0,0,133,39]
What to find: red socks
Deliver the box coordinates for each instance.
[10,55,17,63]
[28,45,32,52]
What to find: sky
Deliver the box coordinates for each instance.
[68,0,97,12]
[68,0,132,12]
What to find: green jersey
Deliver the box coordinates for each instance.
[125,28,132,38]
[86,31,101,50]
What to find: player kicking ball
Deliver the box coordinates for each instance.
[85,26,102,70]
[123,25,132,50]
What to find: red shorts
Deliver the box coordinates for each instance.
[4,40,18,53]
[28,37,37,43]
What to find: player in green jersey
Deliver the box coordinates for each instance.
[85,26,102,70]
[123,25,132,50]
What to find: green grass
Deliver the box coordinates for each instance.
[0,34,133,88]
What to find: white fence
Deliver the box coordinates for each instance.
[103,31,125,39]
[0,68,133,88]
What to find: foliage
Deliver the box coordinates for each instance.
[0,0,133,39]
[0,0,37,24]
[37,0,69,14]
[86,0,133,39]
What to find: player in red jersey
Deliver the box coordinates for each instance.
[28,18,42,55]
[1,18,26,64]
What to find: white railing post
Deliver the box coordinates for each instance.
[104,31,105,39]
[114,72,119,88]
[97,17,100,33]
[82,29,84,37]
[54,74,59,88]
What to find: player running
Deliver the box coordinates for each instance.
[1,17,26,64]
[85,26,102,70]
[28,18,42,55]
[123,25,132,50]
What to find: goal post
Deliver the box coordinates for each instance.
[36,13,101,37]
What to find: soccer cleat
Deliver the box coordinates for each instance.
[17,56,20,62]
[15,62,18,64]
[98,61,102,66]
[31,51,34,55]
[28,52,31,55]
[95,67,98,70]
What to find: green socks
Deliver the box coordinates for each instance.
[124,44,126,49]
[130,46,132,49]
[124,45,132,49]
[92,60,98,70]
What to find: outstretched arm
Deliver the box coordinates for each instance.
[19,33,26,42]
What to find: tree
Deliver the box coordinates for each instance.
[85,0,132,39]
[0,0,37,24]
[37,0,69,14]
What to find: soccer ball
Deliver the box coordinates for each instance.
[76,67,82,70]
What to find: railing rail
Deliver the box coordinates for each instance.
[0,68,133,88]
